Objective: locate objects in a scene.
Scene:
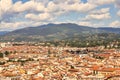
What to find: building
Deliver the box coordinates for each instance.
[0,42,12,48]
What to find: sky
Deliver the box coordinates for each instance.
[0,0,120,31]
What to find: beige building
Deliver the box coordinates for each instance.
[0,42,12,48]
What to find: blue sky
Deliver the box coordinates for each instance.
[0,0,120,31]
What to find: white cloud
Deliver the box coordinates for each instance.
[25,13,39,21]
[83,8,111,20]
[36,3,45,12]
[38,13,51,20]
[25,13,51,21]
[0,0,12,11]
[79,21,104,27]
[43,0,97,13]
[90,8,110,14]
[11,0,97,14]
[79,21,93,26]
[0,0,119,30]
[110,20,120,27]
[0,0,13,18]
[0,21,30,31]
[53,0,80,4]
[0,0,97,21]
[12,1,45,13]
[115,0,120,8]
[0,21,47,31]
[45,1,59,12]
[62,2,96,12]
[89,0,115,5]
[85,13,111,20]
[117,10,120,16]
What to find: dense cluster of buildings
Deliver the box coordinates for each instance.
[0,42,120,80]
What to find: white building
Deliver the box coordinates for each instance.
[0,42,12,48]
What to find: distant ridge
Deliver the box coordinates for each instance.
[98,27,120,34]
[0,31,9,35]
[0,23,120,41]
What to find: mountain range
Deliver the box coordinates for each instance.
[0,23,120,42]
[0,31,9,36]
[98,27,120,34]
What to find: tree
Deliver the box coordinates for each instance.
[0,62,5,65]
[70,65,75,69]
[0,53,3,58]
[48,49,51,57]
[48,49,51,54]
[4,51,10,56]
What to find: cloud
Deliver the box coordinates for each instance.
[38,13,51,20]
[109,20,120,27]
[0,21,48,31]
[0,0,13,19]
[45,1,59,13]
[0,21,30,31]
[117,10,120,16]
[83,8,111,20]
[85,13,111,20]
[45,0,97,13]
[0,0,45,20]
[12,1,45,13]
[12,0,97,14]
[25,13,51,21]
[79,21,93,26]
[65,3,96,12]
[115,0,120,8]
[0,0,13,11]
[53,0,80,4]
[90,8,110,14]
[79,21,104,27]
[89,0,115,5]
[25,13,39,21]
[0,0,97,21]
[0,0,119,31]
